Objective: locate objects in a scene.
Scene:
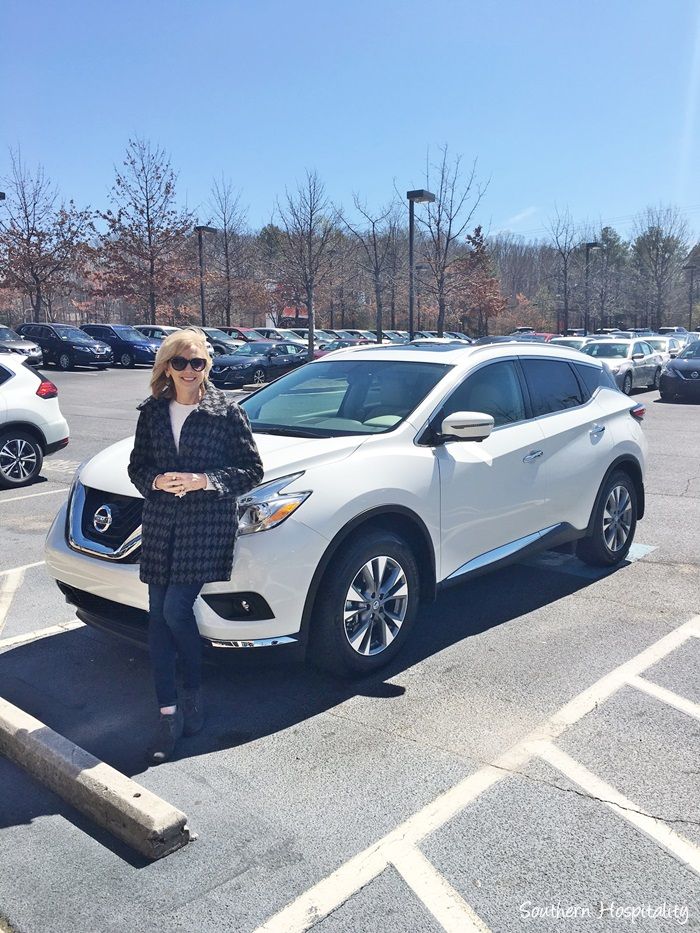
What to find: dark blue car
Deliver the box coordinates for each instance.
[209,340,307,388]
[81,324,160,368]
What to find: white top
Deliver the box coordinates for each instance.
[166,400,215,491]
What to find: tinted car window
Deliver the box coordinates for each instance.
[574,364,604,400]
[521,359,585,415]
[0,365,12,386]
[436,361,526,428]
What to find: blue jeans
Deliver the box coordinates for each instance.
[148,583,203,707]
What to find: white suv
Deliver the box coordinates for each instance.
[45,343,646,675]
[0,353,70,488]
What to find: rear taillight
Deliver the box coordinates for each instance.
[630,403,646,421]
[36,379,58,399]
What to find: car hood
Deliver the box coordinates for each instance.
[667,358,700,372]
[78,431,365,498]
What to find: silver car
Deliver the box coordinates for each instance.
[581,339,664,394]
[0,325,44,366]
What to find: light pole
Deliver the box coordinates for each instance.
[683,264,696,331]
[194,225,217,326]
[584,241,601,334]
[415,263,429,331]
[407,189,435,340]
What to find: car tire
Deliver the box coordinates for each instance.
[577,470,637,567]
[251,368,267,385]
[58,352,73,371]
[649,368,661,390]
[0,430,44,489]
[120,352,135,369]
[309,530,420,677]
[622,372,632,395]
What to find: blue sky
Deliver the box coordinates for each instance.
[3,0,700,240]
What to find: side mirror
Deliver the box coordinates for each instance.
[670,352,677,358]
[632,353,644,360]
[440,411,495,442]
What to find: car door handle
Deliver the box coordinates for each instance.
[590,424,606,437]
[523,449,544,463]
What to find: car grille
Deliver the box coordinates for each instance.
[678,369,700,380]
[80,486,143,553]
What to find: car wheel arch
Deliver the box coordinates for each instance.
[0,420,47,451]
[586,455,645,530]
[298,506,437,648]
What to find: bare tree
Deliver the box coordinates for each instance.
[276,170,336,358]
[340,196,398,341]
[415,147,487,335]
[547,207,578,333]
[99,138,193,324]
[0,150,92,320]
[632,206,689,331]
[209,176,248,326]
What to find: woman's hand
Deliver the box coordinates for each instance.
[154,472,206,495]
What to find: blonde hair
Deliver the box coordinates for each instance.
[150,327,213,399]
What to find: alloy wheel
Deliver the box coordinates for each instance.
[622,373,632,395]
[58,353,72,370]
[602,484,633,552]
[0,437,38,483]
[252,368,266,384]
[343,556,409,656]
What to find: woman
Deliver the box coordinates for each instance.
[128,327,263,763]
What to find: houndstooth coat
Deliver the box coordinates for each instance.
[128,385,264,585]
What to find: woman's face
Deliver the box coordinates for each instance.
[166,344,207,396]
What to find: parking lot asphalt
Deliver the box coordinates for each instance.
[0,367,699,933]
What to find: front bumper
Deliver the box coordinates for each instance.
[45,500,328,645]
[660,373,700,400]
[210,370,250,388]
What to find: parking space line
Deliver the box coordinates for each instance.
[0,488,67,504]
[0,570,25,637]
[0,561,45,577]
[536,741,700,877]
[391,846,491,933]
[626,675,700,723]
[255,615,700,932]
[0,620,83,651]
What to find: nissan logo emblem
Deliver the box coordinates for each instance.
[93,505,113,533]
[692,371,699,379]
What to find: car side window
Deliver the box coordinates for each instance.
[640,342,653,355]
[0,365,12,386]
[574,364,603,400]
[521,359,585,415]
[435,361,526,429]
[632,342,644,356]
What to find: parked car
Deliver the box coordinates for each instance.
[200,327,245,356]
[80,324,160,368]
[550,336,595,351]
[642,336,683,365]
[658,326,688,337]
[581,339,663,394]
[0,325,43,366]
[313,338,370,358]
[658,340,700,402]
[209,340,307,388]
[45,341,646,676]
[15,323,113,370]
[0,354,69,488]
[134,325,180,342]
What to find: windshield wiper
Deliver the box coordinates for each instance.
[253,426,323,438]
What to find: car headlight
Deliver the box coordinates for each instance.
[661,365,678,377]
[237,473,311,535]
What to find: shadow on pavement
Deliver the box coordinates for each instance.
[0,556,619,858]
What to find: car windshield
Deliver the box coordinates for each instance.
[232,341,275,356]
[582,342,629,359]
[679,341,700,359]
[114,325,148,341]
[204,328,232,341]
[241,359,451,438]
[0,327,20,340]
[55,326,93,342]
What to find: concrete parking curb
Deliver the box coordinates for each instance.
[0,696,191,860]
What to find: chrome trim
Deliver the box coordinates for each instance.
[67,481,142,560]
[446,524,560,580]
[522,449,544,462]
[205,635,298,648]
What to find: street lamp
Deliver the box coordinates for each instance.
[683,264,696,331]
[415,263,429,332]
[407,189,435,340]
[194,225,217,326]
[584,241,602,334]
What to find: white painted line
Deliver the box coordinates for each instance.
[391,845,491,933]
[627,675,700,723]
[536,741,700,878]
[0,620,83,651]
[0,569,25,637]
[255,615,700,933]
[0,488,67,504]
[0,561,45,577]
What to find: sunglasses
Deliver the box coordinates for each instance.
[169,356,207,372]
